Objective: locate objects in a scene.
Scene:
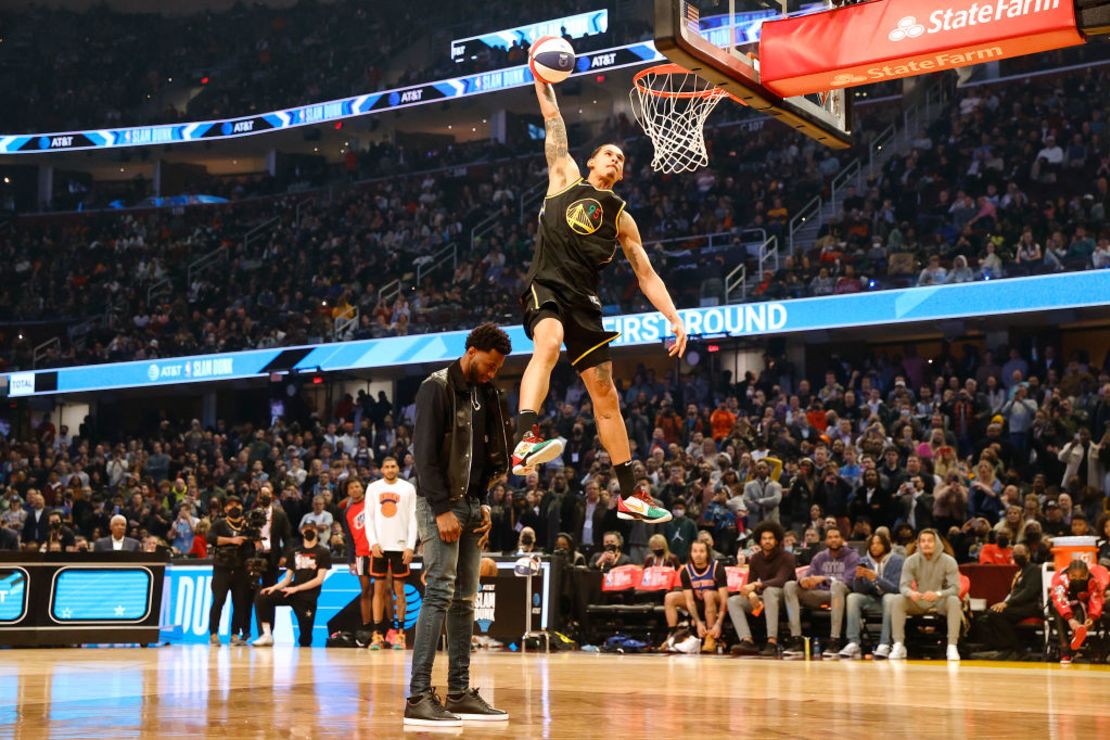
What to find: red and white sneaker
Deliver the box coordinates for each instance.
[1070,624,1088,652]
[511,425,564,476]
[617,490,672,524]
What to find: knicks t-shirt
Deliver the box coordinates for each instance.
[364,477,418,552]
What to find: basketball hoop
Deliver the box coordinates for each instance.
[629,64,734,174]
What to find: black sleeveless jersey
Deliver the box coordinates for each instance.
[525,178,626,307]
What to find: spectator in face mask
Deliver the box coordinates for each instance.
[663,498,698,563]
[590,531,631,571]
[973,544,1043,659]
[978,531,1015,564]
[252,523,332,647]
[643,533,681,569]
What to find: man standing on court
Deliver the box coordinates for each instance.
[509,77,687,525]
[363,456,417,650]
[404,323,513,728]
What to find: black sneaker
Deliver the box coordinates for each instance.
[404,689,463,727]
[781,636,806,658]
[730,639,760,657]
[758,641,780,658]
[822,638,845,658]
[444,688,509,721]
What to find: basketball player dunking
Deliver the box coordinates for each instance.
[510,79,687,524]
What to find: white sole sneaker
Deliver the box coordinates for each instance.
[402,717,463,728]
[453,713,510,721]
[837,643,861,659]
[889,643,907,660]
[511,437,565,475]
[251,636,273,647]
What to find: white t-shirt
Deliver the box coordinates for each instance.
[363,477,418,552]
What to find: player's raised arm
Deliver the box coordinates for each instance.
[617,210,687,358]
[535,80,581,195]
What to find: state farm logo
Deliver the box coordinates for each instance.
[889,16,925,41]
[888,0,1062,42]
[830,73,868,87]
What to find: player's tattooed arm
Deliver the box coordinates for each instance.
[618,211,687,358]
[535,80,580,192]
[544,114,568,168]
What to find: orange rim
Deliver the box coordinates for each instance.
[632,63,730,100]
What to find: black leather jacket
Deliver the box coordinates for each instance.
[413,359,512,515]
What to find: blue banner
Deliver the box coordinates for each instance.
[0,40,661,155]
[4,271,1108,397]
[452,10,609,63]
[159,561,550,645]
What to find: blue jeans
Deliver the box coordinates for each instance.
[409,496,483,697]
[845,591,899,646]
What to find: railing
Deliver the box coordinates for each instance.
[519,180,547,223]
[67,315,102,349]
[187,245,227,287]
[724,263,747,304]
[868,123,897,178]
[379,279,402,306]
[295,197,315,227]
[147,278,172,306]
[32,337,59,368]
[788,195,822,254]
[243,216,280,253]
[758,235,780,276]
[416,243,458,285]
[828,158,862,214]
[333,306,359,340]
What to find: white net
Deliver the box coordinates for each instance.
[629,65,729,174]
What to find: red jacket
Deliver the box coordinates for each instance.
[1051,564,1108,620]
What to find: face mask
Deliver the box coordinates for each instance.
[652,548,665,558]
[1013,554,1029,567]
[303,531,316,543]
[674,509,686,518]
[228,507,243,519]
[259,496,272,507]
[605,544,618,553]
[521,534,534,546]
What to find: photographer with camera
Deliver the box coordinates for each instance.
[251,484,293,589]
[41,510,76,553]
[251,522,332,647]
[207,495,255,646]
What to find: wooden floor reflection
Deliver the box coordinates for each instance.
[4,646,1110,738]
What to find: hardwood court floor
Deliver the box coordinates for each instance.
[3,646,1110,738]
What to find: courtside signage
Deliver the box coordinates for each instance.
[3,272,1108,396]
[760,0,1083,97]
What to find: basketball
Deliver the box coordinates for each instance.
[529,36,575,84]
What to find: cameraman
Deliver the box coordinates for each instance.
[252,522,332,647]
[252,484,293,589]
[207,495,255,646]
[41,510,76,553]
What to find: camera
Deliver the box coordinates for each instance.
[242,508,268,541]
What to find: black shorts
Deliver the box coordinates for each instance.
[522,281,620,371]
[369,551,410,578]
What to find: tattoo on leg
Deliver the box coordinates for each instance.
[595,362,612,387]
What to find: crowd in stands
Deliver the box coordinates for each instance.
[0,0,648,133]
[3,337,1110,656]
[1,105,858,369]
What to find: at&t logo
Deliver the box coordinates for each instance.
[889,16,925,41]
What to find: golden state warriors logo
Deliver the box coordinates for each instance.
[566,198,604,235]
[379,492,400,518]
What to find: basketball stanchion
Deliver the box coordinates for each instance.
[514,555,549,653]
